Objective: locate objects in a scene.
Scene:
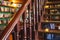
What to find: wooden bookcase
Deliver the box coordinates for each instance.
[41,0,60,30]
[40,0,60,40]
[0,1,18,31]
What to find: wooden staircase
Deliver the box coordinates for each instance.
[0,0,45,40]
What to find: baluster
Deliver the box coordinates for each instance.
[33,0,36,32]
[29,2,32,40]
[16,21,20,40]
[38,0,42,31]
[32,0,36,40]
[35,0,39,40]
[36,0,39,25]
[23,10,27,40]
[35,0,39,30]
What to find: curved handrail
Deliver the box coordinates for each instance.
[0,0,31,40]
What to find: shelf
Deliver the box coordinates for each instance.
[0,23,7,27]
[0,12,12,14]
[42,21,60,23]
[48,0,60,2]
[45,7,60,10]
[46,1,60,5]
[0,23,8,30]
[0,5,16,8]
[38,29,60,34]
[0,17,11,20]
[44,18,60,20]
[44,14,60,16]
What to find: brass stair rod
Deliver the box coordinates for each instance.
[23,11,27,40]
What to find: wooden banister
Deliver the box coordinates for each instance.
[0,0,31,40]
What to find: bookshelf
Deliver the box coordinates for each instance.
[0,1,22,31]
[41,0,60,30]
[40,0,60,40]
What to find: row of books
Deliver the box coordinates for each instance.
[42,23,60,30]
